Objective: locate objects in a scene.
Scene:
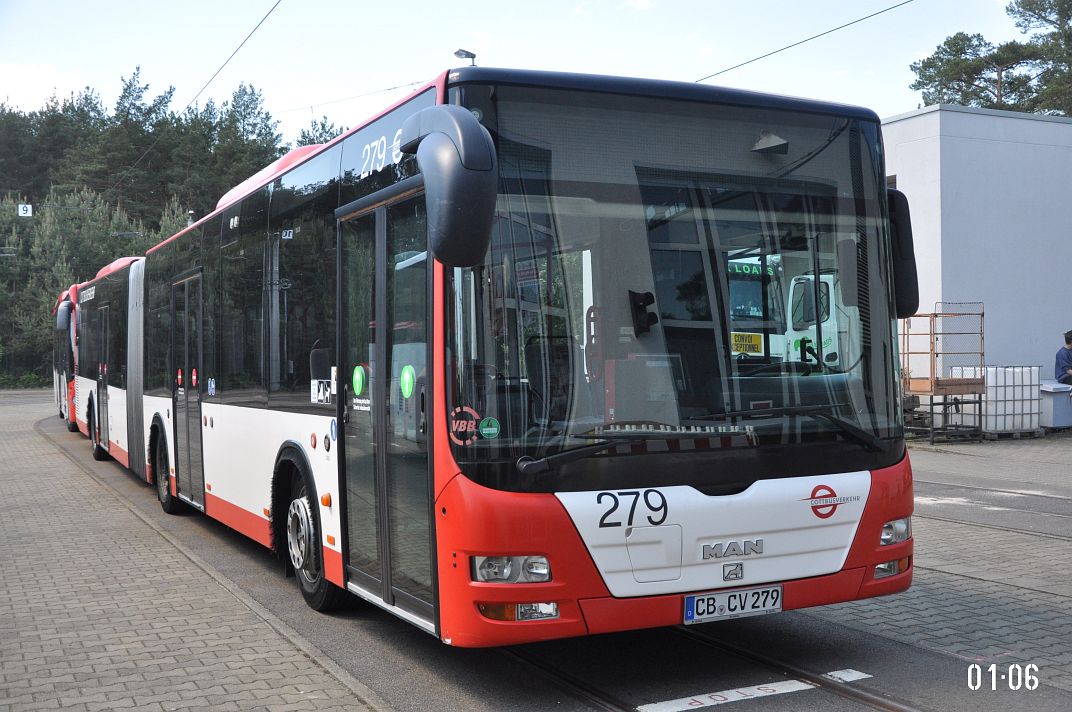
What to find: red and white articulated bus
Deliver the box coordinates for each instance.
[53,285,79,431]
[69,256,147,469]
[58,67,918,647]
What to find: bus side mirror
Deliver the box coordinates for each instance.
[888,188,919,319]
[400,105,498,267]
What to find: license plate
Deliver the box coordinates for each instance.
[683,585,782,624]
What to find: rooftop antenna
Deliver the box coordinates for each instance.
[454,48,476,66]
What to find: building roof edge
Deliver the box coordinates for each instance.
[883,103,1072,126]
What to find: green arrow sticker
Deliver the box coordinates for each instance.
[400,365,416,399]
[352,365,365,395]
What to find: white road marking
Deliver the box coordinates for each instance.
[915,495,1017,513]
[637,680,816,712]
[823,669,873,683]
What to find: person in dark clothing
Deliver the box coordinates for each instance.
[1056,330,1072,385]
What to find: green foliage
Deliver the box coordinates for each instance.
[1006,0,1072,114]
[910,33,1044,110]
[911,0,1072,114]
[297,115,347,147]
[0,190,148,384]
[0,69,293,386]
[0,371,48,388]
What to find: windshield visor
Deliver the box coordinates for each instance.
[445,84,901,492]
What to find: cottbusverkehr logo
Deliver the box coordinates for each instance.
[802,484,861,519]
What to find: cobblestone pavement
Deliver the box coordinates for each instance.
[6,387,1072,706]
[0,392,384,712]
[808,439,1072,693]
[907,430,1072,494]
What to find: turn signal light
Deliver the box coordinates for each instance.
[478,602,515,621]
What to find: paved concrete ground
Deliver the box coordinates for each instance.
[5,388,1072,708]
[0,392,384,712]
[809,437,1072,693]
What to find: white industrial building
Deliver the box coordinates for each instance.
[881,104,1072,372]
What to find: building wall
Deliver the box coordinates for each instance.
[881,107,943,312]
[883,105,1072,370]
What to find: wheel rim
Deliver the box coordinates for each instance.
[287,496,313,572]
[156,448,168,500]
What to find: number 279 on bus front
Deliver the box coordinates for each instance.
[596,489,668,528]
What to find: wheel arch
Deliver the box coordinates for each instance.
[270,441,316,567]
[85,392,95,431]
[147,413,168,487]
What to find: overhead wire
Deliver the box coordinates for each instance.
[695,0,916,83]
[107,0,284,195]
[276,80,426,115]
[303,2,917,113]
[106,0,918,192]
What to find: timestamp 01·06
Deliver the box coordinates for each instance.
[968,663,1040,691]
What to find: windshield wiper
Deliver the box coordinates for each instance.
[516,439,628,475]
[515,429,699,475]
[692,403,886,452]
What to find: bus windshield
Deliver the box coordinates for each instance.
[446,83,901,493]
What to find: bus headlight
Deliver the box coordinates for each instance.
[880,517,911,546]
[471,555,551,583]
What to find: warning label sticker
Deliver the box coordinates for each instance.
[731,332,763,354]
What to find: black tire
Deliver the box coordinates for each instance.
[65,412,78,432]
[89,408,109,461]
[154,435,183,514]
[287,469,347,611]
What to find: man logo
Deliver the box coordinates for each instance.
[702,539,763,559]
[723,562,743,581]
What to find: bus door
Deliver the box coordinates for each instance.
[338,187,433,625]
[97,305,110,447]
[171,274,206,509]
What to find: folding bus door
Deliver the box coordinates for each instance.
[97,305,110,448]
[171,274,206,509]
[338,186,434,627]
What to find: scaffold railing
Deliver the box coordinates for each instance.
[900,302,985,396]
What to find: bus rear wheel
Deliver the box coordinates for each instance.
[287,474,347,611]
[154,436,182,514]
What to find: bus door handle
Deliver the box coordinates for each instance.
[418,386,427,435]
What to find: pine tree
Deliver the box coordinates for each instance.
[910,0,1072,115]
[297,115,346,146]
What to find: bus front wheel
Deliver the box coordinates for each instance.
[89,408,108,461]
[287,472,347,612]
